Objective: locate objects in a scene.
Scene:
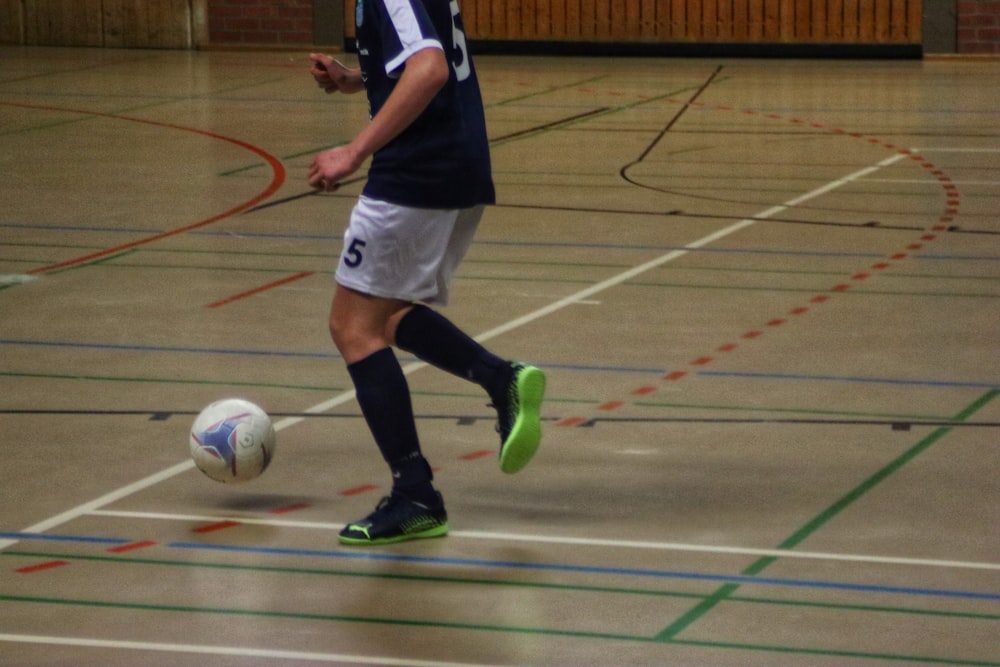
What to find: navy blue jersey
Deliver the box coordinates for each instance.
[355,0,495,209]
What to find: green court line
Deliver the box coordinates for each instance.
[489,74,611,107]
[6,242,997,285]
[217,74,623,175]
[0,588,995,664]
[0,370,578,408]
[0,371,347,394]
[6,550,996,622]
[0,593,639,644]
[11,238,988,298]
[224,75,647,174]
[43,249,140,276]
[487,78,733,149]
[79,260,329,276]
[634,399,945,423]
[626,280,999,299]
[0,77,289,139]
[655,389,999,642]
[219,141,347,176]
[10,252,994,298]
[0,370,974,419]
[656,264,1000,283]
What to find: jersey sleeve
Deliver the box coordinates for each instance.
[376,0,445,76]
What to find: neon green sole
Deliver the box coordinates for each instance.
[338,522,449,546]
[498,365,546,474]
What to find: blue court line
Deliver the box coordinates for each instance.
[0,338,337,360]
[0,338,663,374]
[2,531,994,601]
[697,370,1000,390]
[4,338,993,389]
[0,532,129,545]
[3,221,870,255]
[162,542,997,602]
[4,222,996,261]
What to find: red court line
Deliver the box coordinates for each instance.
[206,271,315,308]
[555,106,961,425]
[0,101,287,275]
[459,449,495,460]
[340,484,379,497]
[270,502,312,515]
[192,520,241,534]
[16,560,70,574]
[106,540,158,554]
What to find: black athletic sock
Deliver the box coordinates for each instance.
[395,304,512,402]
[346,347,435,504]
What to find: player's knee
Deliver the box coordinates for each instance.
[329,313,385,362]
[328,312,358,353]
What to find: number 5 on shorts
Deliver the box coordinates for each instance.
[344,238,366,268]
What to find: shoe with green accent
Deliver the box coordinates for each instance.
[495,362,546,474]
[338,493,448,546]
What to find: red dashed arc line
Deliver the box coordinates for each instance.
[555,101,960,428]
[0,101,287,276]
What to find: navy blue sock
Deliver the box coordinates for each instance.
[347,347,435,504]
[395,305,511,403]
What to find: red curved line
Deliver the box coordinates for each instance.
[1,102,287,275]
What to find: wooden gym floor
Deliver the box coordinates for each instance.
[0,46,998,666]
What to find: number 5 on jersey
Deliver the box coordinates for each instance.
[449,0,470,82]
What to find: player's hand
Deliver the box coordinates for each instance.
[308,145,363,192]
[309,53,363,95]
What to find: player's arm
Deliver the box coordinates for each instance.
[309,53,365,95]
[308,46,449,191]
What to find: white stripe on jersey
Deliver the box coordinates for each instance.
[383,0,444,75]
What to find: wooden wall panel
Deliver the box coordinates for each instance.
[344,0,922,45]
[341,0,921,47]
[0,0,24,43]
[16,0,190,47]
[24,0,101,46]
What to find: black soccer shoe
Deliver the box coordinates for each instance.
[338,492,448,546]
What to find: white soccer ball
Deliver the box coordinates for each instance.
[189,398,276,483]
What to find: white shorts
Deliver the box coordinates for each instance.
[335,196,484,305]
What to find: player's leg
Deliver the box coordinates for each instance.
[390,206,546,474]
[331,199,451,545]
[330,286,447,545]
[394,306,546,474]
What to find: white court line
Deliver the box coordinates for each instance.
[0,274,37,285]
[0,153,905,553]
[912,147,1000,153]
[864,178,1000,186]
[0,634,495,667]
[87,509,1000,571]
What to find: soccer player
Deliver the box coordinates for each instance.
[307,0,546,546]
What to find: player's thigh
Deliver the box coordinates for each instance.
[336,197,462,303]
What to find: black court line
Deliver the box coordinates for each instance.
[241,174,367,215]
[243,106,612,215]
[1,410,995,431]
[497,202,932,233]
[487,106,612,142]
[619,65,724,180]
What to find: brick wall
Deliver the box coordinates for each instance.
[207,0,314,46]
[957,0,1000,53]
